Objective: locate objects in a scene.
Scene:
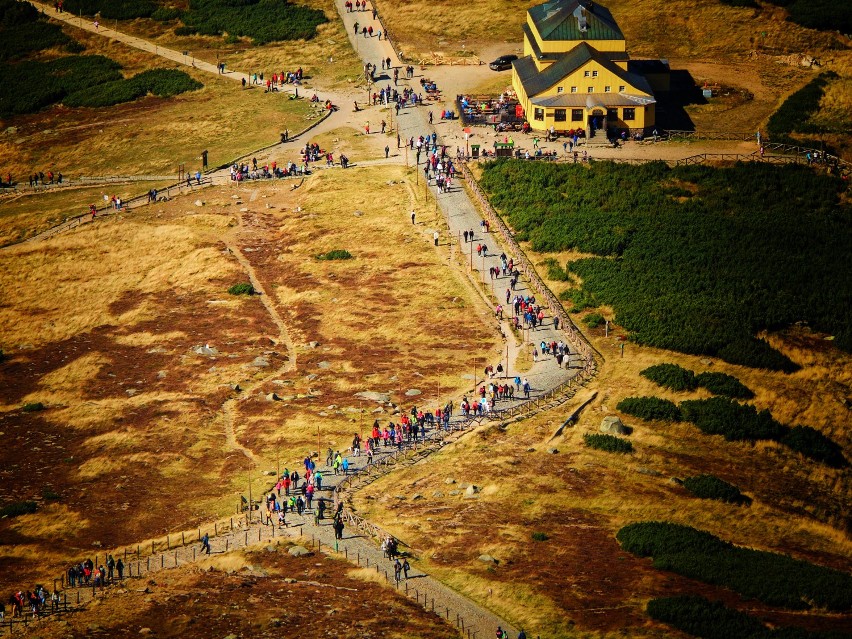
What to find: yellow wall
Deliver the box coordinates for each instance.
[536,61,650,98]
[524,102,654,133]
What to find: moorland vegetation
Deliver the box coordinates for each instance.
[641,363,754,398]
[617,522,852,611]
[0,2,201,116]
[479,160,851,371]
[720,0,852,34]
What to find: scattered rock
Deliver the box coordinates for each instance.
[327,404,338,410]
[194,200,204,207]
[288,545,312,557]
[264,545,278,553]
[353,210,364,217]
[309,341,320,348]
[371,407,385,414]
[464,485,480,498]
[600,416,631,436]
[284,577,297,583]
[126,388,139,397]
[670,477,684,485]
[231,384,242,392]
[264,470,276,476]
[448,490,460,496]
[240,207,249,212]
[432,491,444,498]
[478,554,498,564]
[526,447,536,452]
[252,357,270,367]
[444,477,456,484]
[405,389,421,396]
[266,393,281,401]
[156,370,167,379]
[412,493,424,500]
[305,374,318,381]
[355,391,391,403]
[317,361,331,369]
[700,359,713,366]
[139,629,153,635]
[194,345,219,356]
[547,447,559,454]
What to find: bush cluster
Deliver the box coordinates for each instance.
[694,371,754,399]
[228,283,255,296]
[0,501,38,518]
[0,56,202,115]
[647,596,847,639]
[682,474,750,505]
[0,0,74,61]
[22,402,45,412]
[640,363,696,391]
[616,396,681,422]
[177,0,328,45]
[62,0,156,20]
[583,432,633,453]
[151,6,183,21]
[765,0,852,34]
[781,425,847,468]
[583,313,604,328]
[617,522,852,611]
[766,72,839,143]
[478,161,851,370]
[559,287,597,313]
[316,249,353,260]
[63,68,202,107]
[680,397,786,441]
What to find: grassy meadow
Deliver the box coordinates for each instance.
[0,158,501,593]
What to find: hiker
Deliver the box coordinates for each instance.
[116,558,124,580]
[201,533,211,555]
[394,559,402,583]
[402,558,410,579]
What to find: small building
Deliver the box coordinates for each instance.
[512,0,663,137]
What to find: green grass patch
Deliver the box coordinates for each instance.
[22,402,45,412]
[0,501,38,518]
[616,396,681,422]
[682,474,750,505]
[175,0,328,45]
[228,282,255,296]
[583,433,633,454]
[617,522,852,611]
[316,249,353,261]
[478,161,851,370]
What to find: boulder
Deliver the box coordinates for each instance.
[464,485,480,498]
[309,341,320,348]
[194,200,204,207]
[195,345,219,356]
[405,389,421,396]
[444,477,456,485]
[266,393,281,401]
[252,357,270,368]
[478,554,498,564]
[288,545,312,557]
[317,361,331,369]
[600,416,631,436]
[412,493,424,500]
[355,391,391,403]
[547,447,559,454]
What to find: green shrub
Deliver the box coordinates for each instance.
[542,257,570,281]
[679,397,787,441]
[316,249,353,260]
[42,487,61,501]
[694,371,753,399]
[0,0,74,61]
[682,474,749,505]
[64,68,202,108]
[228,283,255,295]
[641,363,697,392]
[152,6,183,21]
[782,425,847,468]
[478,161,850,369]
[22,402,45,412]
[177,0,328,45]
[616,396,681,422]
[0,501,38,518]
[62,0,156,20]
[618,521,852,611]
[583,313,604,328]
[559,287,597,313]
[648,595,850,639]
[765,0,852,35]
[531,532,549,542]
[583,433,633,453]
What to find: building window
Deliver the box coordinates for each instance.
[607,108,618,121]
[557,86,563,93]
[554,109,566,122]
[592,70,598,77]
[623,107,635,121]
[584,70,590,77]
[604,86,611,93]
[619,85,625,92]
[587,86,594,93]
[571,109,583,122]
[570,86,577,93]
[534,108,544,121]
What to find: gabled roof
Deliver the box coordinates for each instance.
[529,0,624,42]
[513,42,653,98]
